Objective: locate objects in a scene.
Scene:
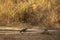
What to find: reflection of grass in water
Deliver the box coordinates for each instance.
[0,31,60,40]
[0,0,60,29]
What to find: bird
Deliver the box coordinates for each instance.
[41,29,50,35]
[20,28,27,32]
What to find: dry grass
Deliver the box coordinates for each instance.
[0,0,60,29]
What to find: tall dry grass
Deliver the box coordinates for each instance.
[0,0,60,29]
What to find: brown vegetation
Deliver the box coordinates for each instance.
[0,0,60,29]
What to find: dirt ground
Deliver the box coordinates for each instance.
[0,31,60,40]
